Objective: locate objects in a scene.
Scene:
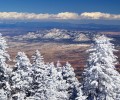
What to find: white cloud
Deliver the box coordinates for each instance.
[0,12,51,20]
[0,12,119,21]
[0,12,79,20]
[81,12,120,20]
[56,12,79,19]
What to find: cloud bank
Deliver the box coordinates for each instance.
[81,12,120,20]
[0,12,120,21]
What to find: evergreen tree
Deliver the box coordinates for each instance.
[82,35,120,100]
[30,50,49,100]
[11,52,32,100]
[12,92,26,100]
[31,50,68,100]
[48,62,68,100]
[57,60,62,67]
[62,62,80,100]
[75,86,86,100]
[0,33,11,99]
[56,60,62,73]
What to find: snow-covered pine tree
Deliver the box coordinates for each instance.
[82,35,120,100]
[62,62,81,100]
[30,50,49,100]
[0,33,11,100]
[48,62,68,100]
[57,60,62,67]
[45,62,59,100]
[11,52,32,100]
[31,50,68,100]
[75,86,86,100]
[12,92,26,100]
[56,60,62,73]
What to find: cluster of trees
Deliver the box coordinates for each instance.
[0,33,85,100]
[0,33,120,100]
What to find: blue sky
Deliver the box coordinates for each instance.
[0,0,120,24]
[0,0,119,14]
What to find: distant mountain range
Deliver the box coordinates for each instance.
[5,28,120,45]
[7,28,92,43]
[0,22,120,31]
